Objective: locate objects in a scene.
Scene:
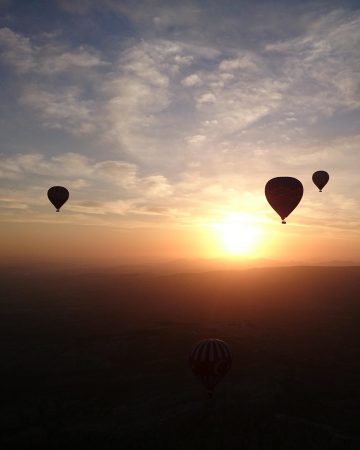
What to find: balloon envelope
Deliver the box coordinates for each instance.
[265,177,303,224]
[189,338,232,396]
[312,170,329,192]
[47,186,69,212]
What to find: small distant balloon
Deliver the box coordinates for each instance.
[47,186,69,212]
[265,177,303,224]
[312,170,329,192]
[189,338,232,397]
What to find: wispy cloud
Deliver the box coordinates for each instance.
[265,10,360,116]
[0,27,34,73]
[20,86,97,134]
[0,27,105,75]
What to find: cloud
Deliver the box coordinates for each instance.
[94,161,137,186]
[1,28,105,135]
[188,73,284,145]
[0,27,34,73]
[264,10,360,116]
[0,27,281,162]
[0,152,174,217]
[0,152,93,180]
[196,92,216,105]
[0,149,263,224]
[186,134,206,145]
[0,197,29,210]
[109,0,202,31]
[218,54,258,71]
[39,46,105,74]
[0,27,105,75]
[20,86,96,134]
[181,73,202,87]
[101,39,196,155]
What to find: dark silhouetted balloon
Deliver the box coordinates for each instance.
[265,177,303,224]
[47,186,69,212]
[312,170,329,192]
[189,338,232,397]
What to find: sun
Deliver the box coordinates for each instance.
[211,213,262,257]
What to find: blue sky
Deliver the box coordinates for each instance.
[1,0,360,254]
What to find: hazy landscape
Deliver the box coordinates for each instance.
[1,265,359,449]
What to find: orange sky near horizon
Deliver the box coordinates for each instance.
[2,213,360,268]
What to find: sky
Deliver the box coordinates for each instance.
[1,0,360,267]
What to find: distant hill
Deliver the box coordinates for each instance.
[2,257,360,276]
[2,265,360,323]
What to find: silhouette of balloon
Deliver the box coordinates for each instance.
[189,338,232,397]
[47,186,69,212]
[265,177,303,224]
[312,170,329,192]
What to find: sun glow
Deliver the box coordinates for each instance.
[211,213,262,257]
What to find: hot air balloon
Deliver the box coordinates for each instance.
[312,170,329,192]
[189,338,232,397]
[265,177,303,224]
[47,186,69,212]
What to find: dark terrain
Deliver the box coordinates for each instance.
[1,266,359,449]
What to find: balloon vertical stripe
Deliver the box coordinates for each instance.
[189,338,232,396]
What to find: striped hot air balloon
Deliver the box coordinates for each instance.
[189,338,232,397]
